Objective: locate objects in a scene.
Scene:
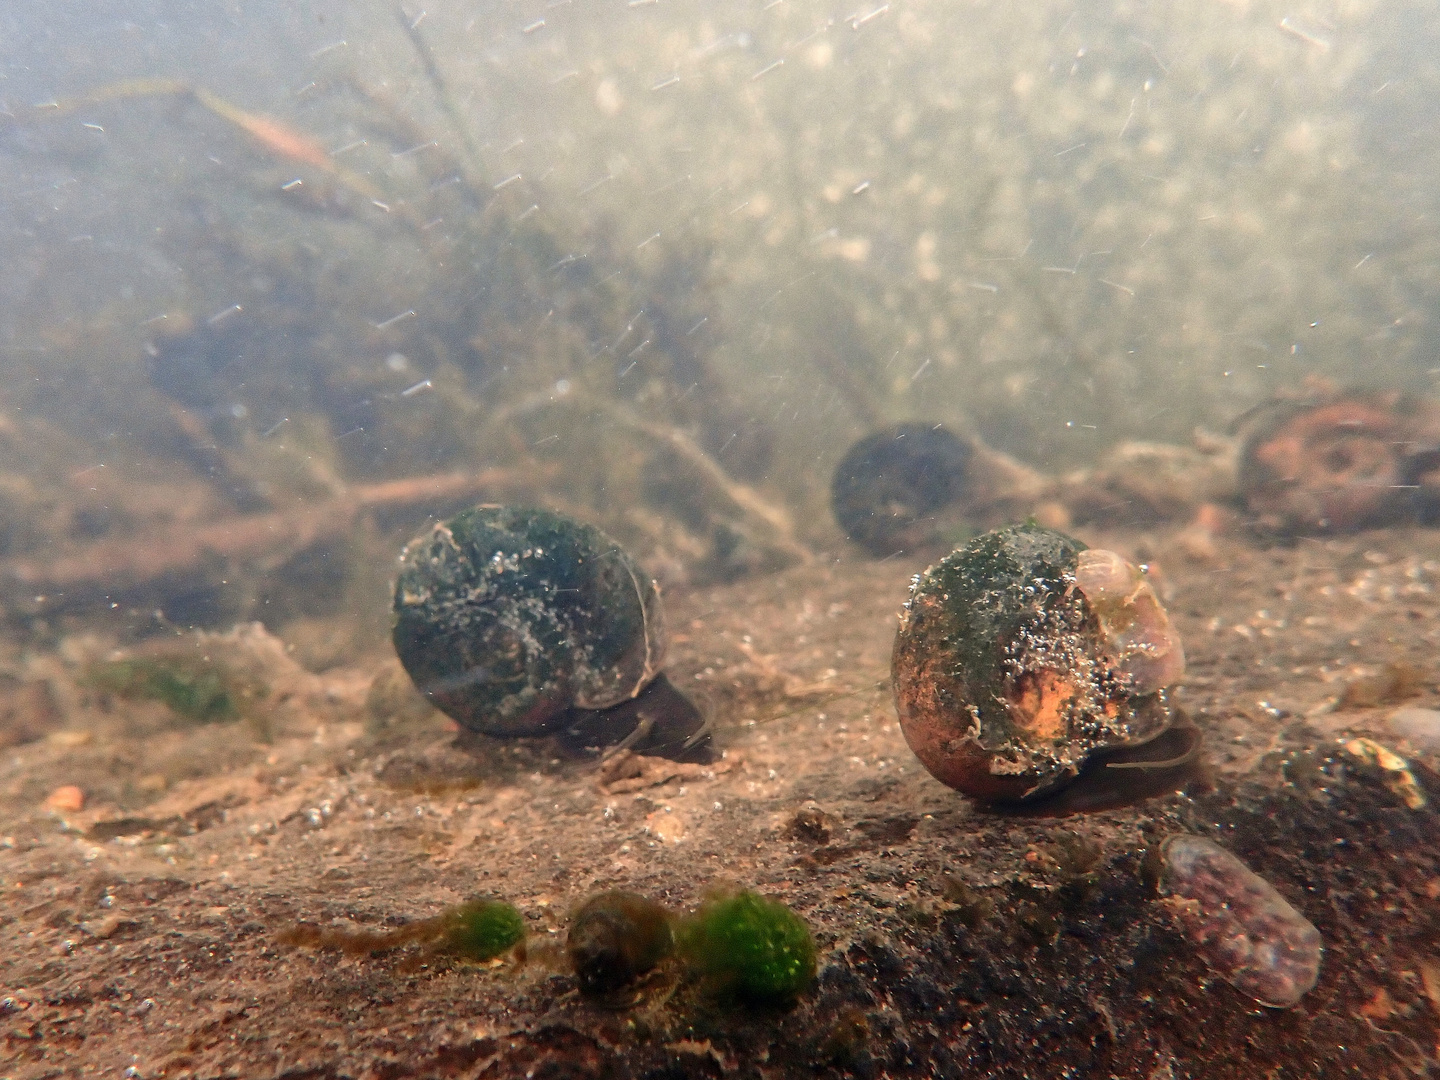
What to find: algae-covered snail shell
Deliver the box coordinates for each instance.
[892,522,1194,807]
[392,505,706,757]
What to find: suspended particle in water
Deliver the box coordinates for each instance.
[1157,835,1322,1009]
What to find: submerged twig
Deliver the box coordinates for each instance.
[396,6,491,188]
[0,466,545,614]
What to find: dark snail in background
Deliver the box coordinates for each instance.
[892,523,1200,811]
[831,423,974,556]
[392,504,709,761]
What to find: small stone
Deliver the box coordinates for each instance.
[1386,706,1440,752]
[44,785,85,813]
[1158,835,1322,1008]
[644,809,686,844]
[1342,737,1427,810]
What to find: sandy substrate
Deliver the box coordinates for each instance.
[5,525,1440,1078]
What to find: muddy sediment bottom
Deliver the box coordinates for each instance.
[4,527,1440,1078]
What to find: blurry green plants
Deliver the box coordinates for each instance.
[438,899,528,961]
[676,889,817,1007]
[280,886,816,1007]
[279,896,526,964]
[86,656,240,724]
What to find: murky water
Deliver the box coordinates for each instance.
[4,3,1440,1073]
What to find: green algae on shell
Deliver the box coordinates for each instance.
[892,523,1182,804]
[392,505,665,737]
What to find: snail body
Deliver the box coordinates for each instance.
[892,523,1189,805]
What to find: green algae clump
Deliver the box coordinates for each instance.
[679,890,816,1006]
[86,656,239,724]
[438,898,527,961]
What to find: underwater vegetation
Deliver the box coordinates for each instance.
[84,655,241,725]
[891,523,1199,807]
[280,897,526,964]
[1155,835,1322,1009]
[391,505,708,760]
[676,889,818,1007]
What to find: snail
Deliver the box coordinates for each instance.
[1236,386,1440,534]
[831,423,974,556]
[892,522,1200,810]
[566,890,674,997]
[392,505,709,761]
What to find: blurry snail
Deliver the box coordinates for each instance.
[392,505,710,761]
[831,423,974,556]
[1236,386,1440,534]
[892,522,1201,810]
[566,890,675,997]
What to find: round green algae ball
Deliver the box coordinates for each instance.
[892,522,1172,804]
[392,505,666,737]
[680,891,816,1006]
[439,899,526,961]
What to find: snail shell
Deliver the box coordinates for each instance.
[392,505,665,737]
[567,890,674,995]
[831,423,973,556]
[892,523,1184,804]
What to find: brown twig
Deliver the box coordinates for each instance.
[1,467,543,613]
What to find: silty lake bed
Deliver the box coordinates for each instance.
[5,0,1440,1075]
[5,520,1440,1078]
